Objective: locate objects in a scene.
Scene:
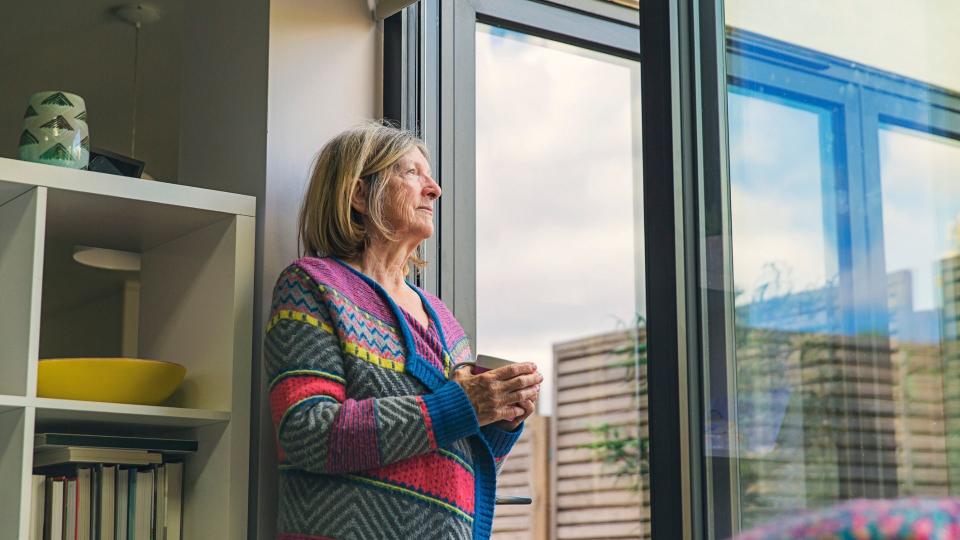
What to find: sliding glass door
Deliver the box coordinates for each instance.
[704,4,960,536]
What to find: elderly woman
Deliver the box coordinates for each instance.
[265,122,542,540]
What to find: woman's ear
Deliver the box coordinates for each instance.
[351,177,368,215]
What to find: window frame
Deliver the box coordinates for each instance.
[449,7,650,539]
[387,2,699,539]
[386,2,960,539]
[383,0,718,538]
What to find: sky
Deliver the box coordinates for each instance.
[474,25,642,415]
[471,20,960,416]
[728,91,830,303]
[879,126,960,311]
[728,90,960,316]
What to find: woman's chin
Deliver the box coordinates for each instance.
[398,225,433,243]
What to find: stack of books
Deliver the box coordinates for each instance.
[28,433,198,540]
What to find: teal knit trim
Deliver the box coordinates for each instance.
[422,381,480,447]
[480,422,524,458]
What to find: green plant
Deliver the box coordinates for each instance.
[582,423,648,490]
[580,314,648,491]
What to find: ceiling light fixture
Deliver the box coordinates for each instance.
[72,245,142,272]
[112,3,161,158]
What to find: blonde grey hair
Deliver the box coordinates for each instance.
[299,121,429,267]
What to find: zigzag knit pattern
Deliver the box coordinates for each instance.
[266,257,523,540]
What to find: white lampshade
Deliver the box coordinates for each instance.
[72,246,141,272]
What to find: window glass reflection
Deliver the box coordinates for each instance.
[716,9,960,535]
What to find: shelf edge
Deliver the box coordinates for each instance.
[0,158,256,217]
[31,397,231,421]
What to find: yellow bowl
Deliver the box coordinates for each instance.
[38,358,186,406]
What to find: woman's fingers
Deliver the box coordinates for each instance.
[499,400,536,425]
[489,362,538,380]
[499,404,526,421]
[451,361,543,426]
[501,372,544,392]
[505,385,540,405]
[510,399,533,415]
[516,399,535,419]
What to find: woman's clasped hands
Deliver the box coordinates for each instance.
[452,362,543,431]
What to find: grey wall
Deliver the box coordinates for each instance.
[177,0,269,197]
[39,290,123,359]
[0,1,186,360]
[172,1,271,537]
[255,0,381,536]
[0,0,184,181]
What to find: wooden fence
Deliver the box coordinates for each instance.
[551,329,648,539]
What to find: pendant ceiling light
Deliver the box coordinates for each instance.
[112,3,161,158]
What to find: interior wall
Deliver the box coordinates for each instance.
[255,0,380,537]
[39,291,123,359]
[170,3,271,537]
[177,0,270,196]
[0,0,184,181]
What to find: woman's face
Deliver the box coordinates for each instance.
[386,148,441,241]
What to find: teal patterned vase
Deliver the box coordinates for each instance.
[18,91,89,169]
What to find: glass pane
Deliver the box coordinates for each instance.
[879,125,960,494]
[709,3,960,537]
[474,24,645,539]
[726,90,843,527]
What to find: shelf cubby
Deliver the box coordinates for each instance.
[0,157,254,539]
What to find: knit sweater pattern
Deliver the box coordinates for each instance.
[266,257,522,540]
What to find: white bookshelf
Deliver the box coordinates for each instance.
[0,157,254,540]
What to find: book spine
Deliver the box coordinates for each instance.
[34,459,188,540]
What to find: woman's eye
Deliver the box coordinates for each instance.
[407,169,418,175]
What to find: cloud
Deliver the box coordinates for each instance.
[474,28,641,414]
[727,91,831,299]
[879,127,960,310]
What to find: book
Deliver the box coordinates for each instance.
[473,353,517,373]
[34,447,162,468]
[44,477,64,540]
[90,466,99,540]
[133,469,154,540]
[64,478,77,540]
[127,470,137,540]
[29,475,44,540]
[156,466,166,540]
[116,469,129,540]
[77,467,91,540]
[164,463,183,540]
[35,433,198,454]
[34,463,187,540]
[99,465,116,540]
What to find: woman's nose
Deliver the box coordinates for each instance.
[424,176,442,200]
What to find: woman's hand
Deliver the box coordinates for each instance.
[494,398,536,432]
[451,362,543,427]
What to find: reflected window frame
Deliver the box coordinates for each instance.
[709,25,960,537]
[726,27,960,339]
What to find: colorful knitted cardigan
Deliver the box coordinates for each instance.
[266,257,522,540]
